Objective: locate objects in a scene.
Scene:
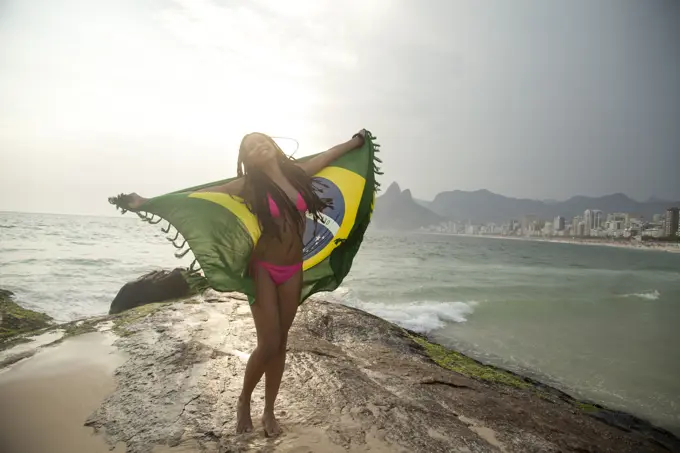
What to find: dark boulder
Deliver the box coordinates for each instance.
[109,269,194,315]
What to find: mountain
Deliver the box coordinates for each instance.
[413,198,433,209]
[430,189,679,224]
[647,196,672,204]
[373,182,444,230]
[373,183,679,228]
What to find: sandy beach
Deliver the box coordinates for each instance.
[0,332,127,453]
[420,231,680,253]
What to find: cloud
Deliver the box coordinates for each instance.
[0,0,678,216]
[155,0,366,78]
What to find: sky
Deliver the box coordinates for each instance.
[1,0,678,216]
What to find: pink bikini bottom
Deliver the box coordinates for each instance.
[252,261,302,286]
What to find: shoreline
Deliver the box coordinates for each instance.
[418,231,680,253]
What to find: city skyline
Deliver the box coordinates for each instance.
[374,180,680,238]
[426,205,680,240]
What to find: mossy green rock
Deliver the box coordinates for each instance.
[410,333,530,388]
[112,302,169,337]
[0,289,52,341]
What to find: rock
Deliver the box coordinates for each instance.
[82,294,679,453]
[0,288,52,342]
[373,182,445,230]
[2,288,678,452]
[109,268,195,315]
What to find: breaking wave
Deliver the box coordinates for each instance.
[326,287,477,333]
[622,290,660,301]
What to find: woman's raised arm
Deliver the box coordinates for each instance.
[195,177,244,195]
[297,130,366,176]
[110,178,245,212]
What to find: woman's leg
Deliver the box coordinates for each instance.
[237,266,280,433]
[262,270,302,436]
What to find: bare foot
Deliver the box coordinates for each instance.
[236,396,253,433]
[261,410,282,437]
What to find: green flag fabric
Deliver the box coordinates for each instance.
[110,132,381,303]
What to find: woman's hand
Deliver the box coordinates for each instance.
[108,192,147,213]
[352,129,368,146]
[126,193,146,210]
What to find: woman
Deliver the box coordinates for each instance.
[121,129,367,436]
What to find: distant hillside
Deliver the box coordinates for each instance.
[430,189,679,224]
[647,196,673,204]
[413,198,433,209]
[373,182,444,230]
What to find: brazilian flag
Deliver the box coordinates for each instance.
[111,132,381,303]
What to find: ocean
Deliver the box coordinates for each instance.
[1,212,679,434]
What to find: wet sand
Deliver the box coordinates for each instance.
[0,332,126,453]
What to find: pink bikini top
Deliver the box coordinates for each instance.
[267,192,308,218]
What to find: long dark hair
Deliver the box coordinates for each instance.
[237,133,329,236]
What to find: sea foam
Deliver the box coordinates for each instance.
[622,290,660,301]
[327,287,477,333]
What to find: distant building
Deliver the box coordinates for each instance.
[629,217,643,236]
[571,215,582,236]
[521,215,537,236]
[642,227,664,238]
[554,216,566,232]
[584,209,604,236]
[665,208,679,237]
[594,210,604,229]
[607,212,629,228]
[465,224,479,235]
[519,216,544,236]
[577,222,586,237]
[584,209,595,236]
[543,222,553,236]
[583,210,592,234]
[653,214,663,223]
[607,220,624,235]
